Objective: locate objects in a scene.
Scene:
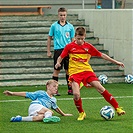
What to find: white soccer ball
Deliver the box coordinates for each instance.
[125,74,133,84]
[98,74,108,84]
[100,106,115,120]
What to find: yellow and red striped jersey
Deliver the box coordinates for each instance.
[60,41,102,76]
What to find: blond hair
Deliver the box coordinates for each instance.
[46,80,58,89]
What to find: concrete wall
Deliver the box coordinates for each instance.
[68,9,133,75]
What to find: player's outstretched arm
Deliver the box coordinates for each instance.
[3,90,26,97]
[47,36,52,57]
[55,107,73,116]
[101,53,125,68]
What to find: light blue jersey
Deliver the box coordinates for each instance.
[26,90,58,110]
[49,21,75,50]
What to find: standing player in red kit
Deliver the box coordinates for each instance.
[55,27,125,120]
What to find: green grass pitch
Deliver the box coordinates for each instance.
[0,83,132,133]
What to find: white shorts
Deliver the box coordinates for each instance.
[28,104,45,116]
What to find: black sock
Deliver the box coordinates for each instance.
[52,76,59,94]
[52,76,58,81]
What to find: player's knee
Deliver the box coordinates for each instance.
[49,110,54,115]
[95,84,105,93]
[33,115,44,121]
[73,93,80,100]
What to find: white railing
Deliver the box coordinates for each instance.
[112,0,115,9]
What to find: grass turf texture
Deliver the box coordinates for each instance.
[0,83,132,133]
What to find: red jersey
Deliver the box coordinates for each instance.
[60,41,102,76]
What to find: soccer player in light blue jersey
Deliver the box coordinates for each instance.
[47,7,75,96]
[3,80,72,123]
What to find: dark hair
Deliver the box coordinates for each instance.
[75,27,86,36]
[58,7,67,12]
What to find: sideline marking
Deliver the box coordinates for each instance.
[0,95,132,103]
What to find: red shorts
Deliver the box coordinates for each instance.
[69,71,99,88]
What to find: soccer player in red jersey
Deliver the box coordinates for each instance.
[55,27,125,120]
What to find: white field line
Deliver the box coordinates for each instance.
[0,95,133,103]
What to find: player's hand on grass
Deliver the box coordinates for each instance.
[3,90,13,96]
[64,114,73,116]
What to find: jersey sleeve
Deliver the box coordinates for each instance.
[51,97,58,110]
[48,23,54,37]
[70,25,75,39]
[89,43,102,57]
[60,44,70,58]
[25,90,43,101]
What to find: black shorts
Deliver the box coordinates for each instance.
[53,49,69,70]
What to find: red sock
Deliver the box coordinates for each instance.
[74,98,84,113]
[101,90,119,109]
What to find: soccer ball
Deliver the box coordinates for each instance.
[98,74,108,84]
[100,106,115,120]
[125,74,133,84]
